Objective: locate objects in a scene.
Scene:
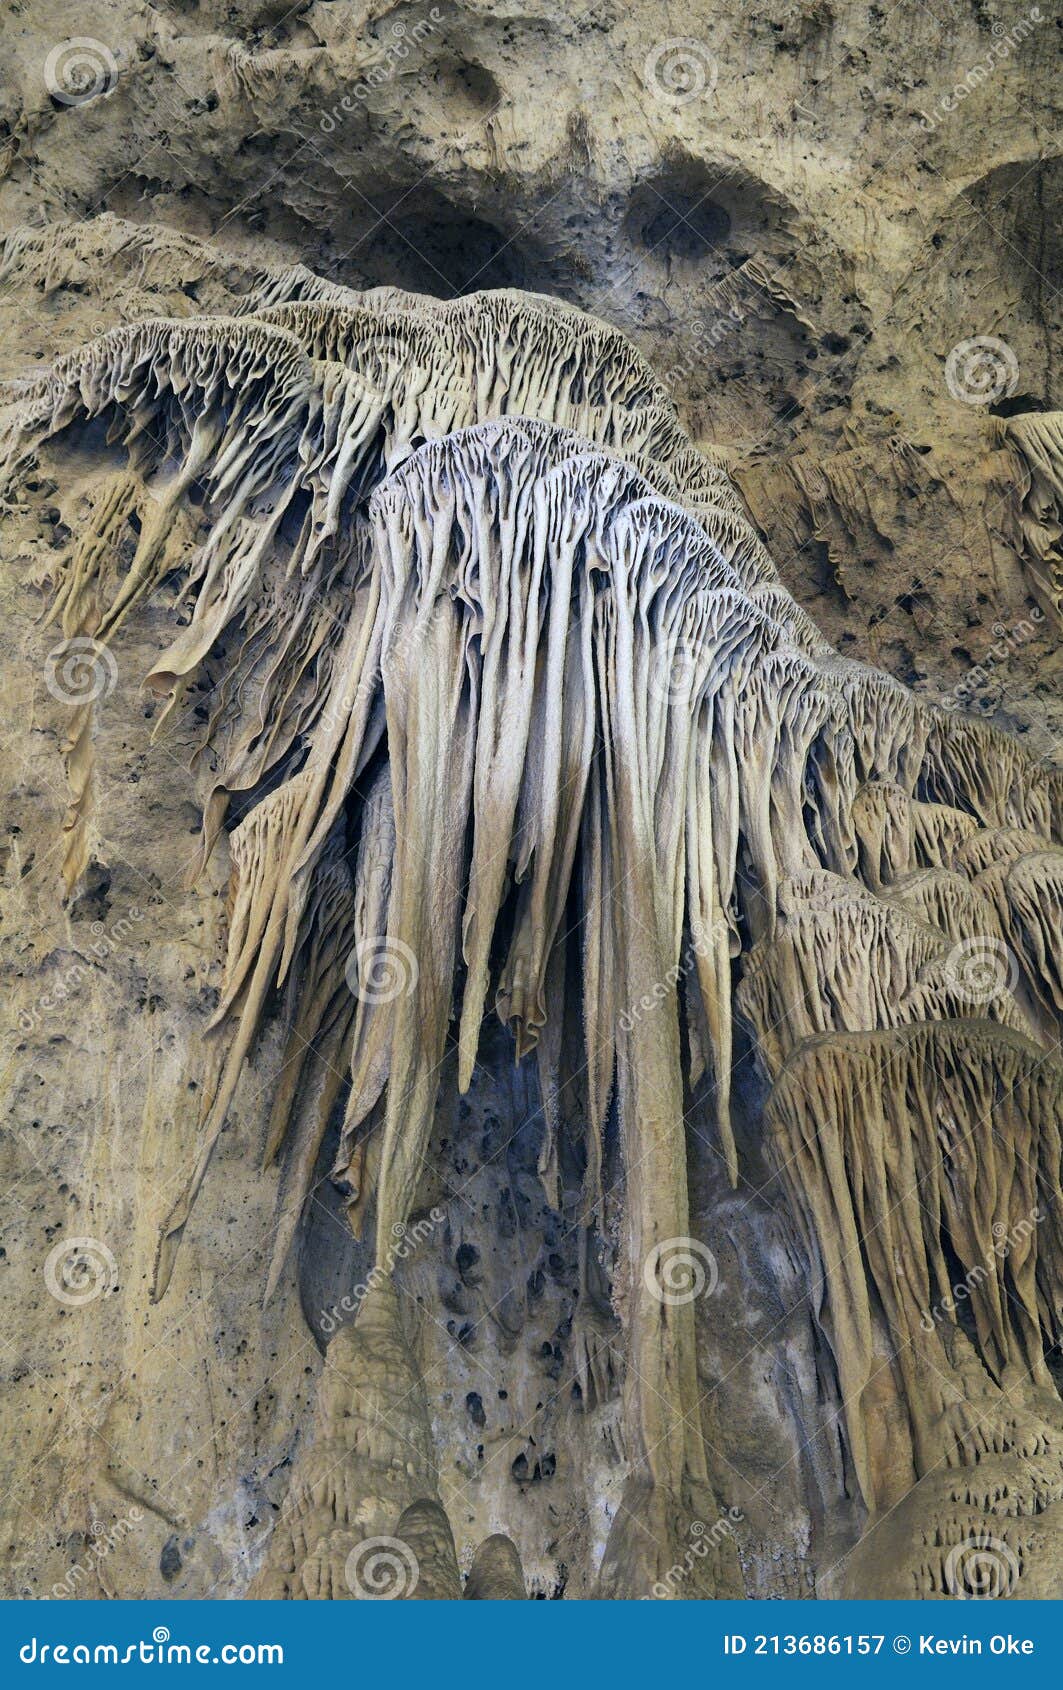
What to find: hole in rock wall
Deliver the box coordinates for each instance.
[930,156,1062,412]
[990,392,1049,419]
[359,193,530,295]
[627,176,733,265]
[428,55,502,121]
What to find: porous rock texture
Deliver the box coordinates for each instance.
[0,0,1061,1603]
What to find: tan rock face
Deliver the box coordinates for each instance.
[0,1,1060,1603]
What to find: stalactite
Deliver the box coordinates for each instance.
[764,1023,1063,1508]
[464,1535,528,1600]
[6,280,1063,1599]
[250,1283,443,1599]
[993,410,1063,623]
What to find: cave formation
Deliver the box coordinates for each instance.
[3,274,1063,1602]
